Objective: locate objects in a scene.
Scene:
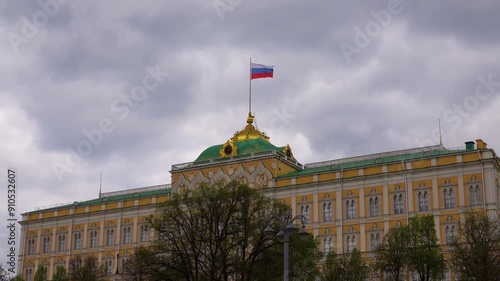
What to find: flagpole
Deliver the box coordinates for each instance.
[249,57,252,115]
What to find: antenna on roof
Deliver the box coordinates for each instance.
[99,172,103,198]
[438,119,443,145]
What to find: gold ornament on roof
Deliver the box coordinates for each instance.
[231,113,270,142]
[283,144,293,159]
[220,140,238,158]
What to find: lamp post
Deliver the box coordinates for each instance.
[263,211,310,281]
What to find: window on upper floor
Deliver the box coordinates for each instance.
[90,230,98,248]
[42,237,50,253]
[27,238,35,255]
[323,236,333,254]
[346,235,357,253]
[443,188,455,209]
[123,226,131,244]
[393,194,405,214]
[370,233,381,251]
[58,235,65,251]
[418,191,429,211]
[369,197,380,217]
[445,225,457,243]
[346,200,356,219]
[74,233,82,250]
[140,225,149,242]
[323,201,333,222]
[469,184,482,206]
[106,229,114,246]
[300,205,311,223]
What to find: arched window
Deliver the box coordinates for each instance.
[43,237,50,253]
[394,194,404,214]
[369,197,380,217]
[74,233,81,249]
[140,225,149,242]
[469,185,482,205]
[323,202,333,222]
[418,191,429,211]
[27,238,35,255]
[323,237,333,254]
[90,231,98,248]
[346,200,356,219]
[58,235,65,251]
[106,229,114,246]
[123,226,131,244]
[444,188,455,209]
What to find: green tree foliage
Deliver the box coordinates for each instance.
[8,275,24,281]
[148,181,320,281]
[33,266,47,281]
[121,246,157,281]
[374,226,409,281]
[320,249,368,281]
[449,211,500,281]
[406,215,445,281]
[0,265,9,281]
[69,255,105,281]
[52,266,69,281]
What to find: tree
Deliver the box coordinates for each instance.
[0,265,9,281]
[33,266,47,281]
[449,211,500,281]
[122,246,157,281]
[320,251,341,281]
[8,276,24,281]
[149,181,320,281]
[69,255,105,281]
[406,215,445,281]
[320,249,368,281]
[374,226,409,281]
[52,265,69,281]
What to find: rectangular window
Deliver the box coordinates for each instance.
[418,191,429,211]
[105,260,113,275]
[323,237,333,254]
[370,233,381,251]
[43,237,50,253]
[74,233,81,250]
[106,229,114,246]
[369,197,380,217]
[444,188,455,209]
[27,238,35,255]
[346,200,356,219]
[123,227,131,244]
[90,231,98,248]
[140,225,148,242]
[58,235,65,251]
[323,202,333,222]
[346,235,357,253]
[300,205,311,223]
[393,194,405,214]
[469,185,482,205]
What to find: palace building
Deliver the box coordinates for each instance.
[18,114,500,281]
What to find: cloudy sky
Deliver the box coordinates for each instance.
[1,0,500,271]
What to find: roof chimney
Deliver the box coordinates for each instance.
[465,141,475,151]
[476,139,487,149]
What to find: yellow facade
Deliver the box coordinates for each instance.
[18,133,500,281]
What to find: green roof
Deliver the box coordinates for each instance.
[29,187,171,213]
[195,138,285,162]
[279,147,465,178]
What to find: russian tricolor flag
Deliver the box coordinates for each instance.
[251,63,274,79]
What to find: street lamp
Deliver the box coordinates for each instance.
[263,212,310,281]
